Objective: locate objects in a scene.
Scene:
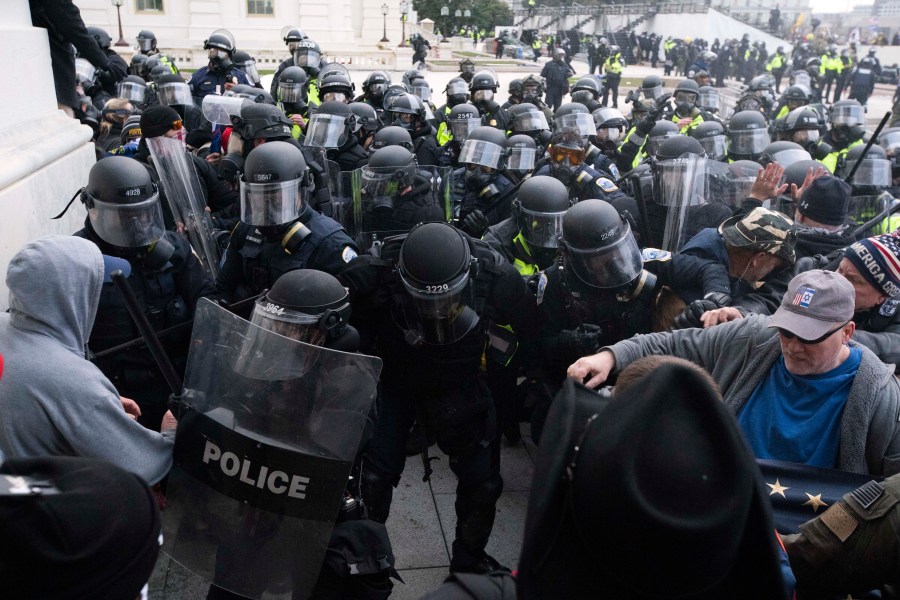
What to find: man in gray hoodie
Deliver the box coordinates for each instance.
[0,236,174,485]
[569,269,900,478]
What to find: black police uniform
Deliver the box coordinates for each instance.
[451,169,515,229]
[534,163,627,203]
[409,122,441,167]
[188,65,250,102]
[359,173,446,235]
[75,224,215,431]
[215,203,359,302]
[339,231,538,572]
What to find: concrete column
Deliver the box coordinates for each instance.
[0,0,97,309]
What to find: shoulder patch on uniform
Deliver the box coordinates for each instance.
[819,503,858,542]
[596,177,619,192]
[341,246,358,263]
[536,272,548,306]
[608,163,620,179]
[850,480,885,510]
[641,248,672,261]
[879,298,899,318]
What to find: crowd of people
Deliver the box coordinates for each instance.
[5,2,900,598]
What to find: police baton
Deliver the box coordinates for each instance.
[92,293,261,360]
[843,111,891,185]
[110,270,183,395]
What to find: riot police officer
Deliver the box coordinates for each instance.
[319,70,356,104]
[437,103,481,168]
[187,29,250,102]
[357,70,392,114]
[821,99,866,172]
[469,70,511,130]
[387,93,439,167]
[508,102,552,150]
[73,156,214,431]
[664,79,707,134]
[772,84,811,121]
[303,101,370,171]
[727,110,771,163]
[369,126,414,154]
[338,221,539,574]
[452,126,514,237]
[536,130,626,202]
[520,74,555,124]
[232,50,263,89]
[215,141,359,301]
[276,66,311,137]
[691,120,727,161]
[272,37,323,105]
[507,134,539,182]
[502,78,524,109]
[570,76,604,113]
[458,57,477,83]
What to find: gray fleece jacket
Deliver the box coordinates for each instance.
[0,236,174,484]
[605,315,900,477]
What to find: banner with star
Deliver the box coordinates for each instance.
[757,459,880,534]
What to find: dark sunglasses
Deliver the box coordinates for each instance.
[777,320,849,345]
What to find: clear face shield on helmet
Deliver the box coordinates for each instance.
[75,59,95,85]
[398,266,477,345]
[472,89,494,103]
[322,91,349,103]
[207,48,229,61]
[791,71,811,87]
[523,83,542,101]
[646,131,680,157]
[752,88,774,103]
[698,134,727,161]
[729,128,771,157]
[360,165,406,209]
[410,82,432,102]
[769,148,811,169]
[450,117,481,143]
[513,108,549,134]
[564,225,644,290]
[507,146,537,175]
[137,37,154,52]
[239,179,304,226]
[698,89,720,112]
[516,203,565,249]
[842,158,892,187]
[791,128,820,145]
[279,81,308,104]
[446,80,469,98]
[117,80,147,103]
[709,161,756,208]
[555,113,596,137]
[656,154,712,250]
[642,84,665,100]
[249,296,349,348]
[87,192,165,248]
[157,82,194,107]
[459,139,505,170]
[831,104,865,128]
[238,61,261,85]
[303,113,349,149]
[293,48,322,69]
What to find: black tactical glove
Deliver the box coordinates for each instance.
[97,68,117,86]
[650,92,672,119]
[558,323,605,355]
[671,293,731,330]
[460,209,490,238]
[636,113,657,137]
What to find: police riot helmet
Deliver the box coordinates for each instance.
[459,126,508,170]
[609,45,620,54]
[397,222,479,345]
[304,101,355,149]
[748,75,774,102]
[507,134,538,179]
[240,141,311,226]
[292,39,323,73]
[547,130,587,184]
[382,83,410,112]
[521,74,545,104]
[830,99,866,145]
[448,103,481,143]
[512,175,569,251]
[445,77,470,107]
[470,70,499,92]
[136,30,157,53]
[389,93,427,131]
[233,103,293,145]
[402,69,425,87]
[592,107,628,147]
[508,78,524,102]
[251,269,352,347]
[554,103,595,138]
[363,70,391,104]
[656,136,705,161]
[156,74,193,107]
[869,47,877,56]
[349,102,382,135]
[117,75,148,104]
[278,66,309,104]
[230,84,275,105]
[760,141,811,169]
[674,79,700,111]
[727,110,770,161]
[318,71,356,104]
[778,106,821,145]
[87,27,112,50]
[782,84,811,106]
[204,29,236,54]
[232,50,261,85]
[282,26,308,48]
[83,156,164,248]
[646,120,681,157]
[361,146,419,210]
[370,127,414,155]
[129,54,148,76]
[560,200,643,290]
[571,77,603,101]
[840,143,891,188]
[640,74,665,100]
[140,55,161,80]
[149,64,171,83]
[697,86,720,112]
[459,58,476,74]
[509,102,550,135]
[690,120,727,161]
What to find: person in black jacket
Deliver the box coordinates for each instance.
[303,101,370,171]
[30,0,121,117]
[540,48,575,111]
[386,93,439,167]
[72,157,215,431]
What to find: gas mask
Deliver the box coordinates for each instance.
[393,113,418,131]
[674,91,696,116]
[208,49,233,73]
[465,164,495,191]
[472,89,494,105]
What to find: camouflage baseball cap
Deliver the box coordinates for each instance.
[718,207,796,265]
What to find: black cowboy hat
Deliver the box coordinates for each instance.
[517,365,786,599]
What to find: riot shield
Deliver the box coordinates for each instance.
[202,94,247,126]
[351,165,452,250]
[147,136,222,278]
[656,154,726,251]
[163,299,382,600]
[708,160,758,209]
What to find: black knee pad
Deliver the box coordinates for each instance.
[463,472,504,506]
[436,409,496,457]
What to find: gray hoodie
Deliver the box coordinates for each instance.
[0,236,173,484]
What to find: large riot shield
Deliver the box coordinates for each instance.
[849,193,892,236]
[656,154,729,251]
[708,160,758,209]
[147,136,222,278]
[349,165,452,250]
[202,94,247,126]
[162,299,382,599]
